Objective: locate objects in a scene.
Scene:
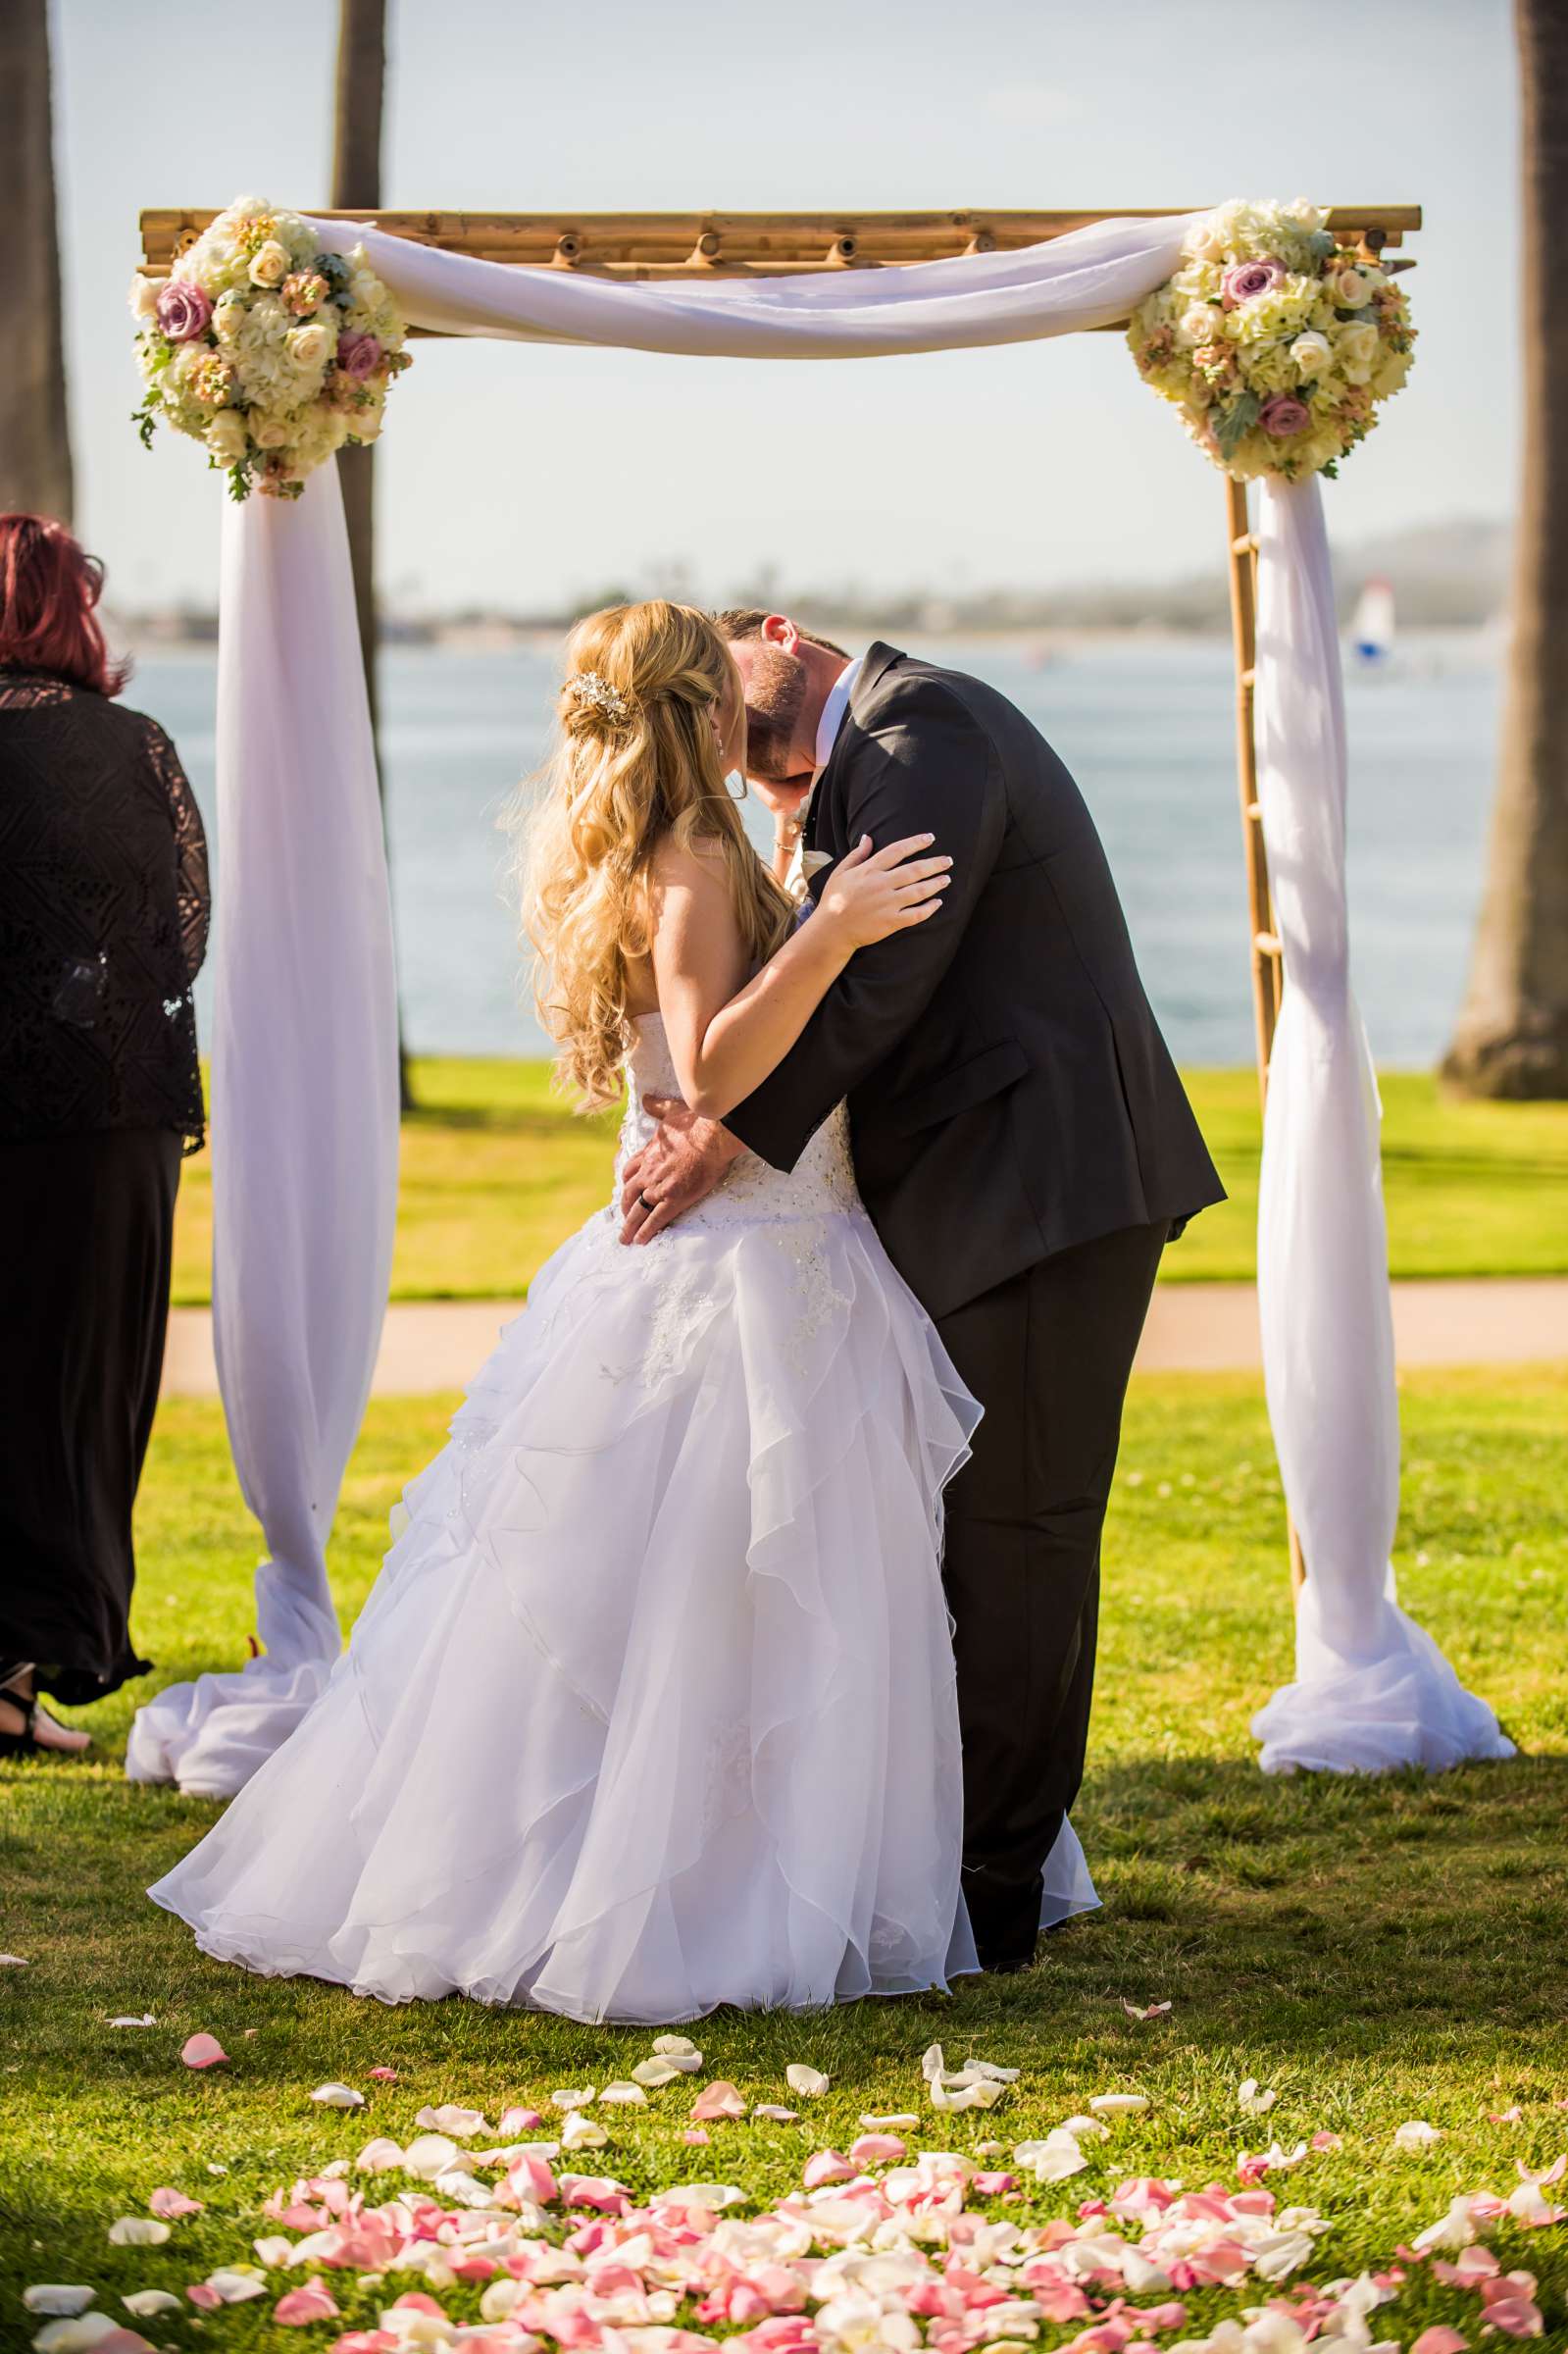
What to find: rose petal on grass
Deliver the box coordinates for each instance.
[785,2065,830,2097]
[1410,2331,1470,2354]
[0,1953,27,1966]
[1394,2120,1444,2148]
[309,2082,365,2109]
[147,2187,203,2219]
[600,2081,648,2105]
[1121,1999,1172,2021]
[691,2080,747,2123]
[23,2289,97,2317]
[1238,2078,1279,2115]
[551,2086,597,2110]
[185,2284,222,2311]
[803,2150,855,2187]
[632,2058,687,2087]
[401,2132,460,2178]
[497,2105,544,2132]
[121,2293,183,2319]
[754,2105,801,2123]
[368,2065,397,2082]
[1088,2093,1149,2115]
[30,2322,122,2354]
[850,2135,908,2164]
[201,2269,268,2304]
[561,2110,608,2149]
[355,2137,406,2173]
[1491,2106,1524,2124]
[414,2103,488,2135]
[1015,2132,1090,2181]
[274,2283,342,2325]
[683,2128,711,2145]
[179,2033,228,2070]
[859,2113,919,2129]
[107,2218,171,2247]
[108,2016,156,2028]
[1311,2130,1343,2150]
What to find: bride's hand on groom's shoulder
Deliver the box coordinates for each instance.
[619,1097,745,1247]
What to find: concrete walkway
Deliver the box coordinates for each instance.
[161,1278,1567,1398]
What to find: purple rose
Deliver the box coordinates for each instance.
[155,280,213,342]
[1260,394,1312,439]
[1221,258,1287,310]
[336,333,383,383]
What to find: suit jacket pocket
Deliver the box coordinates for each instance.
[880,1038,1029,1137]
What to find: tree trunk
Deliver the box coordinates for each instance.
[1442,0,1568,1097]
[0,0,74,522]
[332,0,415,1106]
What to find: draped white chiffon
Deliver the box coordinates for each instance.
[151,1022,1097,2020]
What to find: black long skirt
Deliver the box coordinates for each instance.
[0,1125,180,1705]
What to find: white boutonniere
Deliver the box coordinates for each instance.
[801,849,834,879]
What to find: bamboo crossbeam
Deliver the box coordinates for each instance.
[138,203,1422,283]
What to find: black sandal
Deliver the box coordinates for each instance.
[0,1664,89,1760]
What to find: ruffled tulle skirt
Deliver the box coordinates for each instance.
[151,1199,993,2021]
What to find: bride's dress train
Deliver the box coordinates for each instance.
[151,1017,1096,2021]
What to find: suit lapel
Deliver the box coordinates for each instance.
[803,642,905,900]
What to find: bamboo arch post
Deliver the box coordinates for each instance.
[1223,474,1307,1600]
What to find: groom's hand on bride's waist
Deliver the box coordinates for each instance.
[619,1096,746,1246]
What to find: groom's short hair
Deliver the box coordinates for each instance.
[712,609,850,661]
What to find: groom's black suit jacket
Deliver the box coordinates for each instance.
[726,642,1225,1322]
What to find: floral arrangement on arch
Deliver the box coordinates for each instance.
[129,197,411,500]
[1128,199,1415,482]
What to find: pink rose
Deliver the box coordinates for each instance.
[337,333,383,382]
[156,280,213,342]
[1260,394,1311,438]
[1221,258,1287,309]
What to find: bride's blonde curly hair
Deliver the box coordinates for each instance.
[514,600,794,1110]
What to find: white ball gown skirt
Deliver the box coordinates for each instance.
[150,1018,1096,2021]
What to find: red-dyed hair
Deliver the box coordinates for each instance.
[0,513,130,696]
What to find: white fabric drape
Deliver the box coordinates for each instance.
[127,207,1510,1790]
[1247,479,1513,1774]
[126,465,401,1797]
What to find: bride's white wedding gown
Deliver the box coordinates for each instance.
[151,1016,1095,2021]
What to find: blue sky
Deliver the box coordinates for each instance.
[53,0,1516,612]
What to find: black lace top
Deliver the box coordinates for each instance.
[0,666,210,1152]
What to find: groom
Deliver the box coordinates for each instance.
[621,615,1224,1971]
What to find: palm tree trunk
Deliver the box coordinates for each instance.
[0,0,74,521]
[332,0,415,1107]
[1442,0,1568,1097]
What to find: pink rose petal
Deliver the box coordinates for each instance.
[187,2283,223,2310]
[149,2186,204,2218]
[803,2150,855,2188]
[1411,2331,1470,2354]
[180,2032,228,2070]
[369,2066,397,2082]
[276,2282,343,2325]
[498,2105,544,2133]
[683,2128,711,2145]
[691,2079,746,2123]
[849,2135,907,2165]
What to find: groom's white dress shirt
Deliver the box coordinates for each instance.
[784,654,863,902]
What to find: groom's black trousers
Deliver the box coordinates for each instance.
[935,1217,1169,1968]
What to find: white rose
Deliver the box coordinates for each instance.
[1186,219,1229,265]
[287,323,331,371]
[349,405,382,443]
[212,296,245,345]
[127,273,161,322]
[1328,265,1370,308]
[1337,321,1381,383]
[1176,303,1219,348]
[205,410,249,464]
[1290,330,1333,379]
[248,239,290,288]
[250,414,290,450]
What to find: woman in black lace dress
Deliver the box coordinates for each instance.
[0,515,210,1756]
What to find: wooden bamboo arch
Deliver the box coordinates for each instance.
[140,201,1422,1600]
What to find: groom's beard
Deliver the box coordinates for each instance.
[740,644,809,784]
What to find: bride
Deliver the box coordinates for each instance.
[151,599,988,2021]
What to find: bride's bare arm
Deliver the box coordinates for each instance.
[649,834,951,1125]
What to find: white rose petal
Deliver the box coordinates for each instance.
[652,2034,702,2060]
[785,2065,831,2097]
[561,2110,608,2149]
[930,2076,1005,2112]
[1393,2120,1443,2149]
[1058,2115,1111,2138]
[107,2217,171,2246]
[122,2290,184,2317]
[481,2279,524,2322]
[204,2267,269,2303]
[310,2081,365,2109]
[753,2104,801,2122]
[551,2086,597,2110]
[632,2058,687,2087]
[599,2081,648,2105]
[402,2132,461,2178]
[23,2289,97,2318]
[0,1953,28,1965]
[1088,2092,1149,2115]
[415,2104,489,2137]
[1015,2131,1090,2181]
[1239,2078,1280,2115]
[859,2113,920,2129]
[356,2136,406,2172]
[29,2320,120,2354]
[252,2235,293,2267]
[961,2057,1020,2082]
[126,275,161,322]
[107,2015,157,2028]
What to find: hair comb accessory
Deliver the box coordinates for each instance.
[567,670,634,726]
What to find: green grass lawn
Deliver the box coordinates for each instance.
[4,1367,1566,2343]
[167,1062,1568,1305]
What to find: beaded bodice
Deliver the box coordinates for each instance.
[614,1014,861,1227]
